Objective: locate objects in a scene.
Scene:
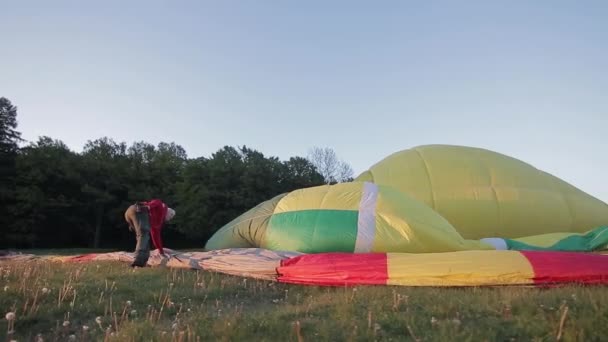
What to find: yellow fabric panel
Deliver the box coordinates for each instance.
[386,251,534,286]
[47,256,73,262]
[434,187,573,238]
[371,185,493,253]
[274,182,363,213]
[356,149,434,205]
[356,144,608,239]
[561,189,608,235]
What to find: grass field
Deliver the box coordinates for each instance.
[1,256,607,341]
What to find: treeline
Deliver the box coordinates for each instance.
[0,97,344,250]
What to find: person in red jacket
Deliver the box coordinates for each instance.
[124,199,176,267]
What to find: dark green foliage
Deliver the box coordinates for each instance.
[175,146,326,242]
[9,137,85,248]
[0,97,23,247]
[1,98,328,249]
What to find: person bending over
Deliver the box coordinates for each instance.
[124,199,176,267]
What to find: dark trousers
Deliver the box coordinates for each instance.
[132,205,151,267]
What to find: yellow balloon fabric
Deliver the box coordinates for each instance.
[355,144,608,239]
[204,181,492,253]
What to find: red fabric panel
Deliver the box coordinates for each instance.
[521,251,608,285]
[142,199,167,254]
[277,253,388,286]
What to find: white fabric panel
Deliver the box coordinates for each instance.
[480,238,508,250]
[355,182,379,252]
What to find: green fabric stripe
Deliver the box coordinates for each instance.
[505,226,608,252]
[264,210,358,253]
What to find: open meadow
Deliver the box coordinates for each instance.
[1,256,607,341]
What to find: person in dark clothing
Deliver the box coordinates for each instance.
[124,199,176,267]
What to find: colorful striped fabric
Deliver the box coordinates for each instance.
[204,181,608,255]
[5,248,607,287]
[276,250,608,287]
[205,181,498,254]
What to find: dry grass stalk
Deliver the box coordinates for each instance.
[406,322,420,342]
[556,305,569,341]
[293,320,304,342]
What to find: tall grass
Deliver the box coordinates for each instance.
[0,260,607,341]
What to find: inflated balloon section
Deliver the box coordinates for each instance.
[205,145,608,254]
[201,144,608,286]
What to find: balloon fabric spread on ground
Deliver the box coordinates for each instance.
[3,249,608,287]
[199,144,608,287]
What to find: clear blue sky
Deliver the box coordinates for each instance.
[2,1,607,202]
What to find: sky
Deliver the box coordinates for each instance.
[1,1,607,202]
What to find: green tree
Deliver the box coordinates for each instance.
[81,137,130,248]
[0,97,21,207]
[174,157,212,240]
[126,141,187,202]
[239,146,286,208]
[0,97,22,155]
[149,142,187,204]
[0,98,24,248]
[126,141,157,200]
[281,156,325,190]
[8,137,85,248]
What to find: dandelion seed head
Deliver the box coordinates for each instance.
[41,287,49,294]
[63,320,70,327]
[95,316,102,324]
[5,312,15,320]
